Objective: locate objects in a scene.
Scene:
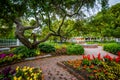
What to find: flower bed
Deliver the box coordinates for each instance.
[60,52,120,80]
[0,66,43,80]
[0,53,23,66]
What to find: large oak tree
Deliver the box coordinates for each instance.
[0,0,108,49]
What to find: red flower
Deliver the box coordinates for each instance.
[92,54,95,59]
[83,55,87,59]
[87,54,91,60]
[118,51,120,57]
[83,55,91,60]
[115,57,120,63]
[97,53,101,60]
[104,54,113,61]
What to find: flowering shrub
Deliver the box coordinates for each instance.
[0,53,22,65]
[0,66,42,80]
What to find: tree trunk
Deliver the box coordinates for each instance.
[14,19,55,49]
[14,19,36,49]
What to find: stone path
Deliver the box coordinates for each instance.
[85,46,117,58]
[0,46,117,80]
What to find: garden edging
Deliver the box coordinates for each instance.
[57,62,85,80]
[0,54,52,68]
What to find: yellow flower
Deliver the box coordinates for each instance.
[16,66,19,71]
[22,68,27,72]
[24,72,27,75]
[29,68,33,72]
[13,76,17,80]
[26,66,30,70]
[23,66,27,69]
[31,73,34,76]
[27,77,30,80]
[39,70,42,73]
[18,76,22,80]
[30,78,33,80]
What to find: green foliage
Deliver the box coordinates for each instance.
[0,54,22,65]
[82,59,91,66]
[39,43,56,53]
[92,58,102,65]
[52,47,67,56]
[13,46,37,58]
[67,45,84,55]
[100,61,120,80]
[103,43,120,54]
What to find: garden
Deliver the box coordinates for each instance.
[0,0,120,80]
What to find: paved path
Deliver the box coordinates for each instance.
[0,46,117,80]
[85,46,117,58]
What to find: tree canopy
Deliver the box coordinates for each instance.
[83,3,120,38]
[0,0,109,48]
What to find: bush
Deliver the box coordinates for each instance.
[103,43,120,54]
[13,46,37,58]
[67,45,84,55]
[52,47,67,56]
[39,43,55,53]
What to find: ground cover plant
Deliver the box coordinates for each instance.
[63,52,120,80]
[0,66,43,80]
[13,46,39,58]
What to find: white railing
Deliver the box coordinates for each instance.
[0,39,22,47]
[116,38,120,42]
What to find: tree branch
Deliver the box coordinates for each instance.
[59,1,84,17]
[57,15,66,35]
[48,12,56,34]
[34,33,54,45]
[24,26,38,30]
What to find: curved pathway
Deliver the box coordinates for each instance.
[0,46,117,80]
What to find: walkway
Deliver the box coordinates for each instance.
[0,46,117,80]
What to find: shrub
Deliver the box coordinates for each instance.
[52,47,67,56]
[39,43,56,53]
[103,43,120,54]
[13,46,37,58]
[67,45,84,55]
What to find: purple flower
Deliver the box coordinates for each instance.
[0,53,7,59]
[3,77,11,80]
[8,53,14,57]
[2,67,11,76]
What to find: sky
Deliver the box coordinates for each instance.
[109,0,120,6]
[85,0,120,17]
